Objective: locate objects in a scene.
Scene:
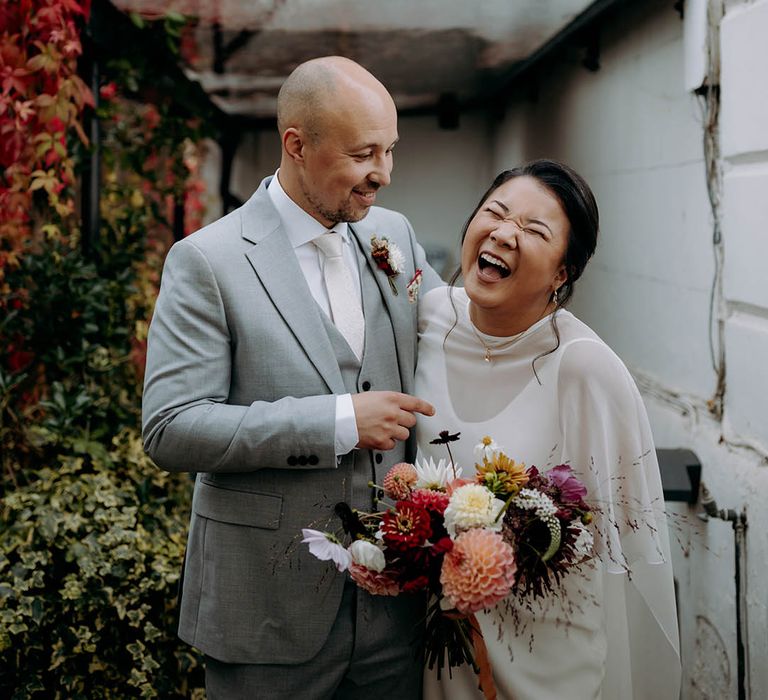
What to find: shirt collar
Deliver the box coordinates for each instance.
[268,170,350,248]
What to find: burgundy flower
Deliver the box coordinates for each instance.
[402,575,430,593]
[547,464,587,503]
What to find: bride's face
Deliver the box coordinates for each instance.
[461,176,569,331]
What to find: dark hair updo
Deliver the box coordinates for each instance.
[453,158,599,306]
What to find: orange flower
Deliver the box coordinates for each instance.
[475,452,529,497]
[440,529,516,614]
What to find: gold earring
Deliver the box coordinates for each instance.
[552,288,559,304]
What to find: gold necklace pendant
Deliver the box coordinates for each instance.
[484,347,492,362]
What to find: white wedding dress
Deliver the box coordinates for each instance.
[415,286,681,700]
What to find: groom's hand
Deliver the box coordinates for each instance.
[352,391,435,451]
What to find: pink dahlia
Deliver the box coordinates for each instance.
[410,487,450,514]
[440,529,516,614]
[349,563,401,596]
[383,462,418,500]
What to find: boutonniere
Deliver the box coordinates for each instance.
[370,235,405,295]
[406,269,422,304]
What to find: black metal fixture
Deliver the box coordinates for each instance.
[656,448,702,503]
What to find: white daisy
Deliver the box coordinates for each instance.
[473,435,502,464]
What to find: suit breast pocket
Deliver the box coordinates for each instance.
[195,480,283,530]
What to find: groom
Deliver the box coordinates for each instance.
[142,56,442,697]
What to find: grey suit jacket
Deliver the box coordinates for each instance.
[142,176,441,664]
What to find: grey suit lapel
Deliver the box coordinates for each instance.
[242,180,346,395]
[349,222,415,393]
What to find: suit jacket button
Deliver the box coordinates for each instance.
[362,381,371,391]
[287,456,298,466]
[308,455,319,465]
[375,453,383,464]
[298,455,308,466]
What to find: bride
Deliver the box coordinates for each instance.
[415,160,681,699]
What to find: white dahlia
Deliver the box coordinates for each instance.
[443,483,505,538]
[414,455,462,490]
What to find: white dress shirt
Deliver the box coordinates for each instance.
[268,172,359,455]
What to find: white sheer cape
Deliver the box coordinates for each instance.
[415,286,681,700]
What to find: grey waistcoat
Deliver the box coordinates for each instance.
[319,239,404,511]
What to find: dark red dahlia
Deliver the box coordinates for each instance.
[381,501,432,551]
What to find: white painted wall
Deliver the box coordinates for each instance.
[376,113,493,277]
[720,0,768,458]
[487,0,768,697]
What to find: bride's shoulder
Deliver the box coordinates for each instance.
[556,313,636,396]
[419,285,462,326]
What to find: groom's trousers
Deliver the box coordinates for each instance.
[205,580,424,699]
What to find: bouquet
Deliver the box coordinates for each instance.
[302,431,594,696]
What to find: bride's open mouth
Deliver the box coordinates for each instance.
[477,252,511,280]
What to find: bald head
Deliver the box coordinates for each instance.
[276,56,399,227]
[277,56,395,142]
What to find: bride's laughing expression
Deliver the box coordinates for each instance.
[462,175,569,335]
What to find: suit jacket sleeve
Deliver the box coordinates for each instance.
[141,240,337,474]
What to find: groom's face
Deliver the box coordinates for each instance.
[297,96,399,227]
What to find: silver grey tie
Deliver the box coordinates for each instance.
[312,232,365,359]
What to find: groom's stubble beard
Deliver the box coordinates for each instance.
[300,178,379,225]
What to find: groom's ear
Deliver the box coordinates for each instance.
[283,127,305,163]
